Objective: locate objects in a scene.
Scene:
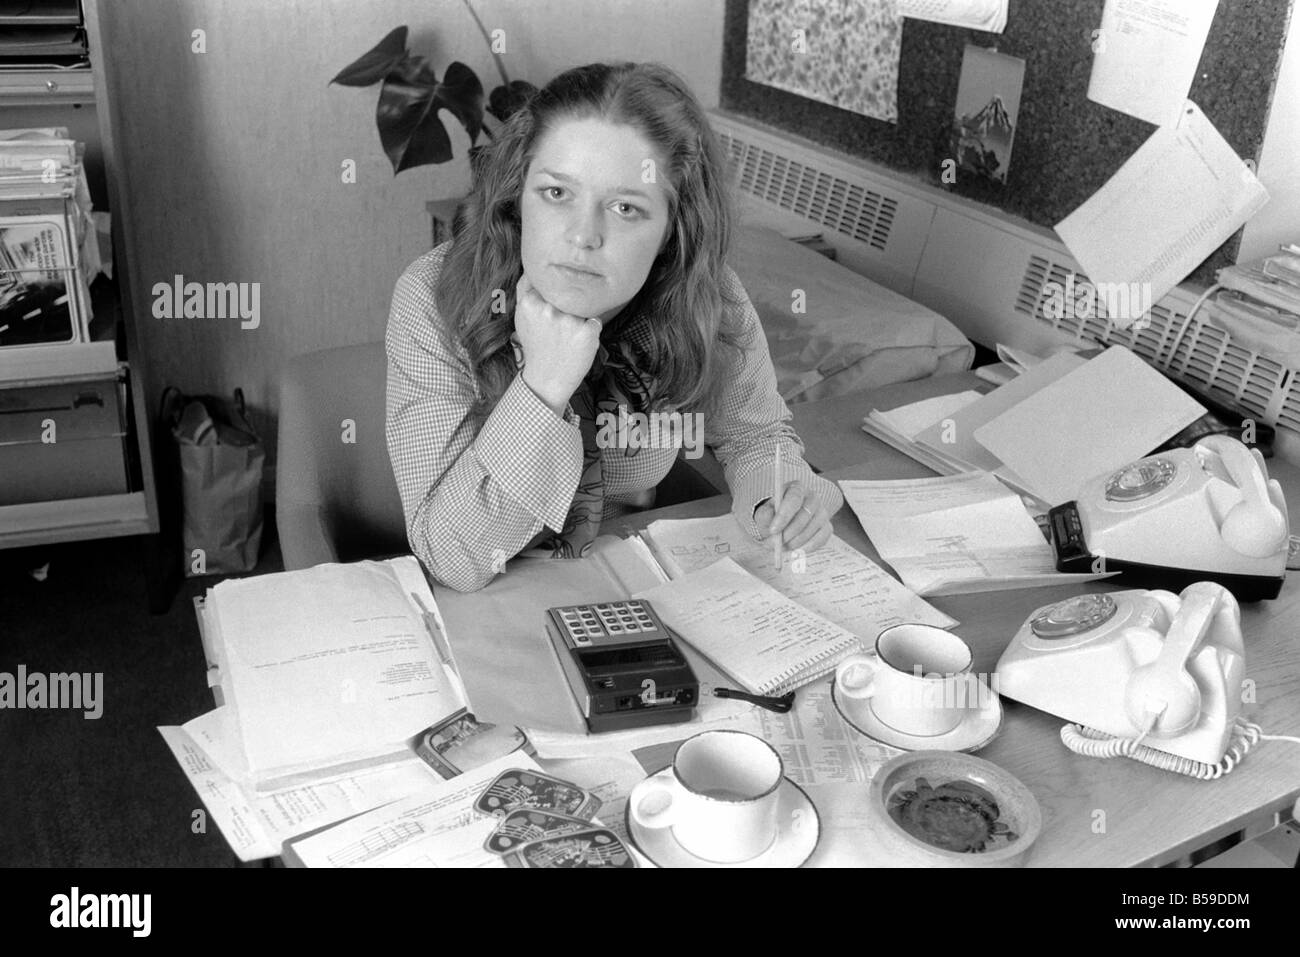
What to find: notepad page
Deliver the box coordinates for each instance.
[641,516,957,638]
[632,557,864,696]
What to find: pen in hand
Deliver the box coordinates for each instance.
[772,446,783,571]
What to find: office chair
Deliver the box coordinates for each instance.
[276,342,722,571]
[276,342,408,570]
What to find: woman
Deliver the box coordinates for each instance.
[386,61,843,592]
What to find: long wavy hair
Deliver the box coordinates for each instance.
[435,61,744,421]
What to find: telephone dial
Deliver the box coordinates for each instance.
[1049,435,1289,600]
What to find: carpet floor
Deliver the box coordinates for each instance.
[1,516,284,867]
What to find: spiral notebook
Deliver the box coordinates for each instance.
[632,557,864,696]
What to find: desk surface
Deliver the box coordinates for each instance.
[604,374,1300,868]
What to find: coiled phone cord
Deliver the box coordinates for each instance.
[1058,718,1290,780]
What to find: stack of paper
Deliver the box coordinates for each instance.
[862,346,1205,508]
[159,556,485,860]
[840,472,1114,596]
[201,557,466,788]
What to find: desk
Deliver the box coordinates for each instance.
[602,377,1300,868]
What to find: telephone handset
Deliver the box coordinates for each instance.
[1195,434,1287,558]
[996,583,1262,777]
[1048,435,1289,600]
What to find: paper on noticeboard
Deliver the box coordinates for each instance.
[1055,100,1268,307]
[1088,0,1219,128]
[898,0,1007,33]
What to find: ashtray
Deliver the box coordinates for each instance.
[866,751,1042,868]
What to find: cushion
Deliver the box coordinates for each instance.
[728,224,974,403]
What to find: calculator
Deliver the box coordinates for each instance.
[545,599,698,734]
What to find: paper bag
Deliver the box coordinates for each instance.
[163,387,265,576]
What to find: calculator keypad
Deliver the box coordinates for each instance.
[556,600,661,646]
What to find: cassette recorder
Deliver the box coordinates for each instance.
[545,599,698,734]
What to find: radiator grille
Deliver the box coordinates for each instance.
[1015,255,1294,430]
[719,131,896,251]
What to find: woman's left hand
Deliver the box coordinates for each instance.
[754,480,834,556]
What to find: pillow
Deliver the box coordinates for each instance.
[728,224,974,402]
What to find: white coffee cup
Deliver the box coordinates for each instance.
[835,623,974,737]
[628,730,783,863]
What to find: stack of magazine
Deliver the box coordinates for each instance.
[1207,245,1300,367]
[0,127,99,353]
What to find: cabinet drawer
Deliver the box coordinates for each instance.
[0,375,129,505]
[0,378,124,444]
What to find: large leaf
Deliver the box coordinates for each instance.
[487,79,537,122]
[376,59,484,173]
[331,26,410,87]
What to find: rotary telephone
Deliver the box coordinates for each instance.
[996,583,1279,778]
[1048,435,1289,601]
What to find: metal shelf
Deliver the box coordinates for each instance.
[1,0,164,575]
[0,490,150,549]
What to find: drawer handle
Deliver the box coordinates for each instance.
[73,392,105,409]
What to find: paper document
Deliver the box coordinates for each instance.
[633,557,865,695]
[287,754,535,867]
[915,351,1087,486]
[972,346,1205,507]
[898,0,1007,32]
[209,557,463,786]
[1056,100,1269,307]
[840,472,1112,595]
[540,754,651,846]
[158,724,440,862]
[870,391,982,441]
[642,515,956,637]
[1088,0,1219,127]
[751,680,896,786]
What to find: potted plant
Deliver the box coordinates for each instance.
[331,0,536,236]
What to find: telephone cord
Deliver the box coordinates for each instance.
[1059,717,1277,779]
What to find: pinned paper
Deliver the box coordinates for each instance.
[1055,101,1269,308]
[1088,0,1219,128]
[744,0,903,123]
[899,0,1008,33]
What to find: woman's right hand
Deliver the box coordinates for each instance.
[513,273,602,414]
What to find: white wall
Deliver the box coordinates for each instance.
[98,0,724,458]
[1240,2,1300,262]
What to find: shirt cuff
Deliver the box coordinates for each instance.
[476,374,583,531]
[730,461,844,539]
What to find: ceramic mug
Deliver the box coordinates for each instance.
[835,623,974,737]
[628,730,783,863]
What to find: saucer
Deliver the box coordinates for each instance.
[832,675,1003,753]
[625,771,820,868]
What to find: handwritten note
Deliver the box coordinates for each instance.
[642,516,956,637]
[633,557,864,696]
